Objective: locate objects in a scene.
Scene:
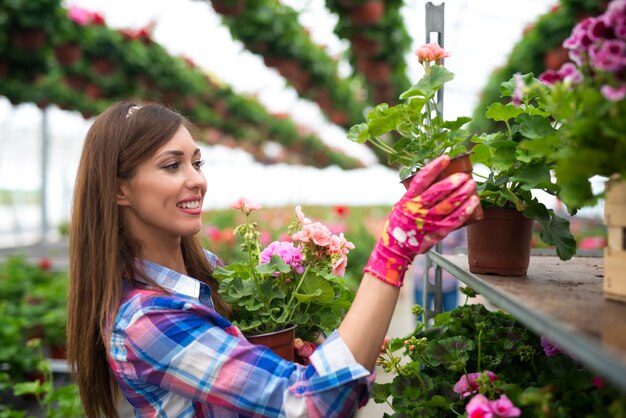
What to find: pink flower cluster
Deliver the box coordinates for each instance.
[466,394,521,418]
[540,0,626,101]
[415,42,450,65]
[68,6,106,26]
[453,371,498,398]
[291,206,355,276]
[259,241,304,275]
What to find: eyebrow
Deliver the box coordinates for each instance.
[157,148,201,158]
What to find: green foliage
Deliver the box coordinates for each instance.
[376,302,626,417]
[469,0,606,134]
[470,74,576,260]
[348,64,470,180]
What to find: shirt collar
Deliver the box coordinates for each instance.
[138,258,201,300]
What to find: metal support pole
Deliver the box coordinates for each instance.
[423,2,445,325]
[425,2,445,114]
[41,107,49,245]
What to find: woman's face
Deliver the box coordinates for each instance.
[117,125,207,245]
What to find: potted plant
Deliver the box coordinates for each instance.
[468,73,577,275]
[213,198,355,361]
[529,0,626,299]
[348,43,483,221]
[374,298,626,417]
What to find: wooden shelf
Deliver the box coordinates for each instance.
[427,252,626,393]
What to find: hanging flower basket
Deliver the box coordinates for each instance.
[90,57,116,76]
[10,28,47,50]
[210,0,247,16]
[349,1,385,25]
[53,42,82,66]
[350,33,382,56]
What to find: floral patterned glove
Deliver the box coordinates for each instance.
[364,155,479,287]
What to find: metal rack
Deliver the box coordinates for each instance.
[423,251,626,393]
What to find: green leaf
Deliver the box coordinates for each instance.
[523,203,576,260]
[441,116,472,131]
[255,254,291,275]
[426,336,474,371]
[423,395,452,409]
[400,65,454,100]
[295,274,335,304]
[509,163,552,190]
[371,382,392,404]
[347,123,370,144]
[485,102,523,122]
[517,113,556,140]
[366,103,406,137]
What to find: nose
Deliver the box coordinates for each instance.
[185,164,206,192]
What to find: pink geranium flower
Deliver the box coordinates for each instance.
[453,371,498,398]
[230,197,262,215]
[466,394,493,418]
[415,42,450,65]
[292,221,332,247]
[490,395,521,417]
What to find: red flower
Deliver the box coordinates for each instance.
[38,258,52,271]
[333,205,349,217]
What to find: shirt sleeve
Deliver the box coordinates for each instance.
[114,294,372,417]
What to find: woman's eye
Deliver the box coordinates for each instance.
[164,162,181,171]
[193,159,206,169]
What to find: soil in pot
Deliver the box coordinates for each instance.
[467,207,534,276]
[246,324,296,362]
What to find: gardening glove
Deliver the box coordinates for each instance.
[364,155,479,287]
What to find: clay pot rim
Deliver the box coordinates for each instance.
[245,323,297,338]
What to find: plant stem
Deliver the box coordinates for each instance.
[477,328,483,371]
[286,266,310,322]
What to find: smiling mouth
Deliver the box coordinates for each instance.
[177,200,201,209]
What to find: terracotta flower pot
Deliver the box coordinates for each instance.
[90,58,116,76]
[10,29,47,50]
[210,0,247,16]
[246,324,296,362]
[349,1,385,25]
[350,33,382,56]
[467,207,534,276]
[53,42,82,66]
[401,153,484,223]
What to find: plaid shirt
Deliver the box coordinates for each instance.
[108,251,373,417]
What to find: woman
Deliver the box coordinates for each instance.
[67,101,478,417]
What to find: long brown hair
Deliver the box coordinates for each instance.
[67,101,230,418]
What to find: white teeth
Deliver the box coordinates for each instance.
[178,201,200,209]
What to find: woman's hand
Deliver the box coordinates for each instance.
[364,155,479,287]
[294,334,325,365]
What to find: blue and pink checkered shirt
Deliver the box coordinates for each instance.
[107,251,373,417]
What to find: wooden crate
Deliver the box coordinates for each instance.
[604,177,626,302]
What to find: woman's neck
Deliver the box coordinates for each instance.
[139,240,187,275]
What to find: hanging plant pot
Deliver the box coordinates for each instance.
[85,83,103,100]
[63,74,88,91]
[544,47,570,70]
[356,58,391,84]
[53,42,82,67]
[467,208,534,276]
[329,110,349,126]
[246,324,296,361]
[10,28,47,50]
[350,33,382,57]
[210,0,247,16]
[349,1,385,25]
[90,57,116,76]
[0,59,8,79]
[603,176,626,303]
